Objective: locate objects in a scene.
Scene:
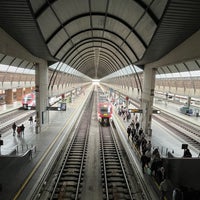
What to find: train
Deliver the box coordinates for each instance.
[97,102,113,126]
[22,92,36,109]
[22,92,63,110]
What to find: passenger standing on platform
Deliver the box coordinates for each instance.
[130,119,135,128]
[139,127,143,136]
[12,122,17,136]
[145,149,151,167]
[20,124,25,136]
[131,127,136,141]
[29,116,33,124]
[135,121,140,133]
[126,126,131,139]
[151,148,162,175]
[141,137,147,155]
[156,166,166,184]
[17,126,21,136]
[141,154,147,173]
[183,148,192,158]
[126,111,131,122]
[135,114,138,122]
[146,141,152,151]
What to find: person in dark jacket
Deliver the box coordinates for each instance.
[183,148,192,157]
[126,126,131,139]
[20,124,25,136]
[12,122,17,136]
[29,116,33,124]
[141,154,147,173]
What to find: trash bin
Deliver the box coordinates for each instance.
[196,113,199,117]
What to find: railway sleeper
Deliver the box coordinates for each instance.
[105,162,121,166]
[53,191,77,199]
[104,153,118,157]
[107,183,129,191]
[60,176,79,181]
[63,161,82,165]
[107,177,125,183]
[68,150,86,154]
[72,139,85,142]
[108,193,131,200]
[57,181,78,187]
[107,171,124,176]
[67,157,83,161]
[104,146,116,150]
[61,172,80,177]
[104,165,121,170]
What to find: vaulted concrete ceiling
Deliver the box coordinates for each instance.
[0,0,199,79]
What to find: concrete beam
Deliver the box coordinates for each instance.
[0,27,43,64]
[146,29,200,68]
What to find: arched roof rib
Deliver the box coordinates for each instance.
[52,28,139,60]
[74,54,118,78]
[68,46,128,72]
[45,13,147,55]
[64,39,132,67]
[34,0,159,26]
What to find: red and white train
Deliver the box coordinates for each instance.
[22,92,36,109]
[97,102,113,126]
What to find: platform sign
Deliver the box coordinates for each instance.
[128,109,161,114]
[128,109,143,113]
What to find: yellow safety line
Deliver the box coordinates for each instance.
[13,109,76,200]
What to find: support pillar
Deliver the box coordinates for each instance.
[16,88,24,101]
[141,67,157,136]
[5,89,13,104]
[35,62,49,133]
[187,96,191,107]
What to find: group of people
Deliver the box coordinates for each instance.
[11,116,35,137]
[118,105,132,122]
[125,114,167,191]
[12,122,25,137]
[118,103,194,200]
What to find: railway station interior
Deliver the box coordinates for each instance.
[0,1,200,200]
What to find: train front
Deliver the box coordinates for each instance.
[98,102,112,126]
[22,93,36,109]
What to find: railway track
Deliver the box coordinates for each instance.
[99,122,144,200]
[46,93,94,199]
[49,123,89,199]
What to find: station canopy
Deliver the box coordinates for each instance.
[0,0,200,79]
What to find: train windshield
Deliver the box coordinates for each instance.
[100,105,111,113]
[24,95,32,100]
